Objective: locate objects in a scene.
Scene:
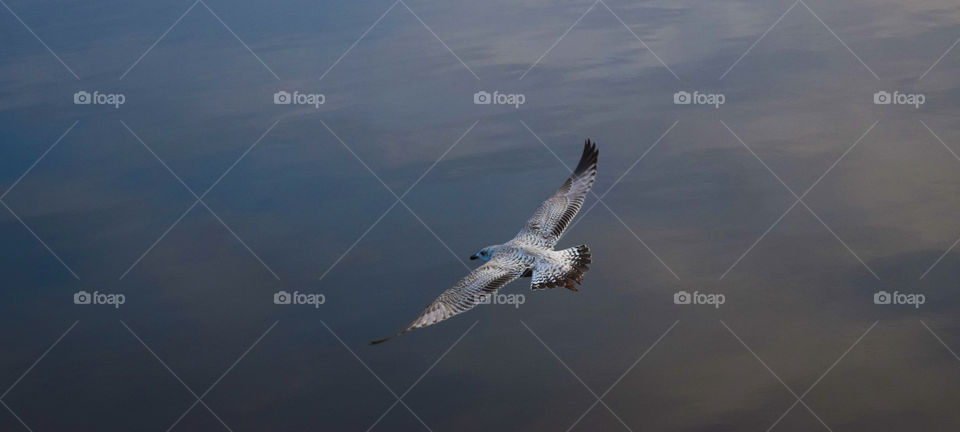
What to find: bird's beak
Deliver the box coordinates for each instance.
[469,254,478,260]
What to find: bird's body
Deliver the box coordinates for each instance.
[480,241,591,289]
[481,242,550,268]
[372,140,599,344]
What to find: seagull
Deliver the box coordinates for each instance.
[371,139,598,344]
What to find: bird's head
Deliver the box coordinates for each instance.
[470,246,497,262]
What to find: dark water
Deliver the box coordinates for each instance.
[3,0,960,430]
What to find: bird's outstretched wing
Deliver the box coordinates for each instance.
[516,139,598,248]
[371,257,525,344]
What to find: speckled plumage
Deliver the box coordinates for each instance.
[371,140,598,344]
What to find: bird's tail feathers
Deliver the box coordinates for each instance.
[531,245,591,290]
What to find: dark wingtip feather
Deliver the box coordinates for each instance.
[574,139,599,175]
[370,327,411,345]
[370,336,392,345]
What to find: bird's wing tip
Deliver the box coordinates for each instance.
[574,139,599,174]
[370,328,410,345]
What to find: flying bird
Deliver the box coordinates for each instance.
[371,139,598,344]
